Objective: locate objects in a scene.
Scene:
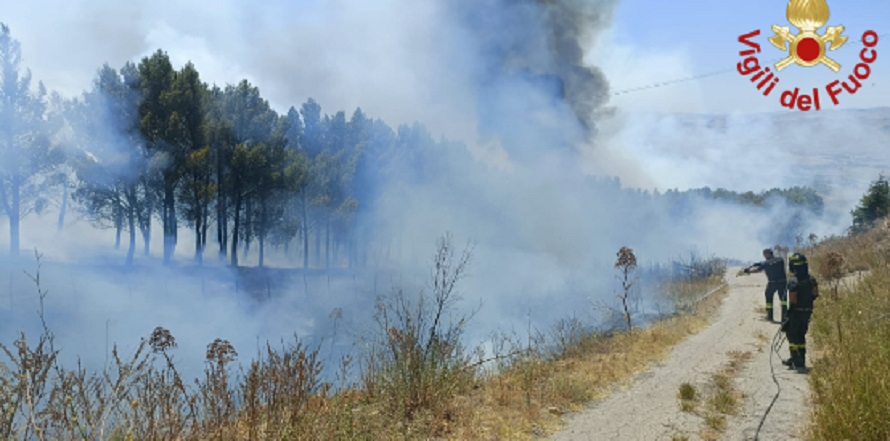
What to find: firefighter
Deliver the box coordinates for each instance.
[782,252,819,373]
[744,248,788,322]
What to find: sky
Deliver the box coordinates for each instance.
[596,0,889,113]
[0,0,886,120]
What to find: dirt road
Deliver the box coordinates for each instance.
[552,268,812,440]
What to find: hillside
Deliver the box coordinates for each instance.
[608,107,890,208]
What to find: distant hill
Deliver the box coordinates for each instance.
[610,106,890,211]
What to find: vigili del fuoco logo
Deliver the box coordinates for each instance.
[736,0,878,111]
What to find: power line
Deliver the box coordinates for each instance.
[611,32,888,96]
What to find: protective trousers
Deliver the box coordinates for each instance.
[765,281,788,322]
[786,309,812,369]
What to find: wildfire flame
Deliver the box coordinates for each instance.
[787,0,830,31]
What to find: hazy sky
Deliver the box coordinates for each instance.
[0,0,885,120]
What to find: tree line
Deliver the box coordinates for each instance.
[0,24,832,268]
[0,24,461,268]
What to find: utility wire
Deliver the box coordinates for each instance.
[611,32,889,96]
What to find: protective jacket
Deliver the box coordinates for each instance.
[752,256,786,282]
[788,275,818,310]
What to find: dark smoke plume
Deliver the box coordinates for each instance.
[455,0,616,160]
[540,0,614,131]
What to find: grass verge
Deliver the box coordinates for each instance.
[802,220,890,440]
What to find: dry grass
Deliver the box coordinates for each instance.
[447,277,728,440]
[801,218,890,441]
[0,247,729,441]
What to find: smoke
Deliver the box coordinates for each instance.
[450,0,616,161]
[0,0,885,385]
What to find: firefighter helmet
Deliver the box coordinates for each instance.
[788,252,808,271]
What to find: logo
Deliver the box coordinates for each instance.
[736,0,878,111]
[768,0,847,71]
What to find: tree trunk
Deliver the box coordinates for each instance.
[302,193,309,269]
[126,188,137,266]
[114,200,123,250]
[139,179,151,257]
[9,214,19,258]
[201,208,209,264]
[243,198,252,260]
[140,216,151,257]
[217,193,227,260]
[259,197,267,269]
[195,203,203,265]
[315,217,321,267]
[332,231,339,267]
[57,183,68,232]
[161,197,167,256]
[10,176,20,257]
[231,182,241,267]
[325,212,331,270]
[216,151,228,260]
[163,184,176,264]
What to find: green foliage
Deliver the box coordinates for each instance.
[678,382,696,401]
[851,174,890,234]
[0,23,63,255]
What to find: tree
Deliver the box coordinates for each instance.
[178,145,214,264]
[138,51,205,264]
[298,98,324,268]
[138,50,176,263]
[220,80,278,267]
[244,114,307,269]
[0,24,62,256]
[614,246,638,330]
[69,62,147,265]
[851,174,890,233]
[167,63,210,264]
[204,85,235,261]
[311,110,360,269]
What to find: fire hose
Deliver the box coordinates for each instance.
[736,265,786,439]
[754,317,788,440]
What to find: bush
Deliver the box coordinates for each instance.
[360,233,478,432]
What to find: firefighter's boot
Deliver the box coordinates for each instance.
[780,304,788,323]
[766,303,774,322]
[795,348,808,374]
[787,346,800,370]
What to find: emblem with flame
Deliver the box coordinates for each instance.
[768,0,848,71]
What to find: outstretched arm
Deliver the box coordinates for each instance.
[744,261,765,274]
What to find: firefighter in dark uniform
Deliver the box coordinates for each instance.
[744,248,788,322]
[782,252,819,373]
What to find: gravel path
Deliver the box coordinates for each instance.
[551,268,812,441]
